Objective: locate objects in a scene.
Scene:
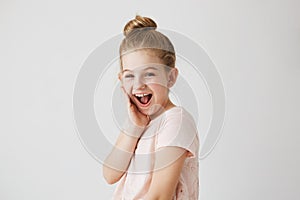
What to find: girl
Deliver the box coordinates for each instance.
[103,15,199,200]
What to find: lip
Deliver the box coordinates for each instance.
[132,94,153,108]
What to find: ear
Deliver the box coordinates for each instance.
[118,72,122,81]
[118,72,124,88]
[167,67,178,88]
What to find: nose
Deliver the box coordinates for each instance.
[133,76,146,90]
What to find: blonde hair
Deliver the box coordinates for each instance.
[119,15,176,71]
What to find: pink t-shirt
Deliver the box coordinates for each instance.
[113,106,199,200]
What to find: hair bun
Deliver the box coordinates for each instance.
[123,15,157,37]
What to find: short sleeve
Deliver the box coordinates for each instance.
[155,108,199,158]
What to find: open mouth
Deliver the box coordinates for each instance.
[133,93,153,106]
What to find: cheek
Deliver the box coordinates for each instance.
[146,77,168,87]
[121,81,132,93]
[148,84,168,95]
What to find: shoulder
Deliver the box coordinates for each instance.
[155,106,199,157]
[162,106,197,131]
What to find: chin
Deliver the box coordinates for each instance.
[138,108,150,115]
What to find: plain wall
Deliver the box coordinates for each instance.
[3,0,300,199]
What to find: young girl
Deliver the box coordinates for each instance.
[103,15,199,200]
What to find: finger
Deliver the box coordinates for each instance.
[120,86,146,121]
[120,86,131,107]
[120,86,139,109]
[120,86,128,98]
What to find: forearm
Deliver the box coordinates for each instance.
[102,131,139,184]
[144,194,173,200]
[143,191,173,200]
[144,148,188,200]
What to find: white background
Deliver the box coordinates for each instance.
[3,0,300,199]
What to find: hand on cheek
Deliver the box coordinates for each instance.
[120,86,150,138]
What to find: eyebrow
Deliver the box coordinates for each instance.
[122,66,159,73]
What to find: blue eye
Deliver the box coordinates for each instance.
[145,72,155,77]
[124,74,134,78]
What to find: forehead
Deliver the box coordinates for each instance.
[122,50,165,71]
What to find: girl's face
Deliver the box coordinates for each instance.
[119,50,177,117]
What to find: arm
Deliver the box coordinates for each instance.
[102,131,139,184]
[144,146,188,200]
[102,86,150,184]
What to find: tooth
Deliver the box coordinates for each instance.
[134,93,151,97]
[135,94,143,97]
